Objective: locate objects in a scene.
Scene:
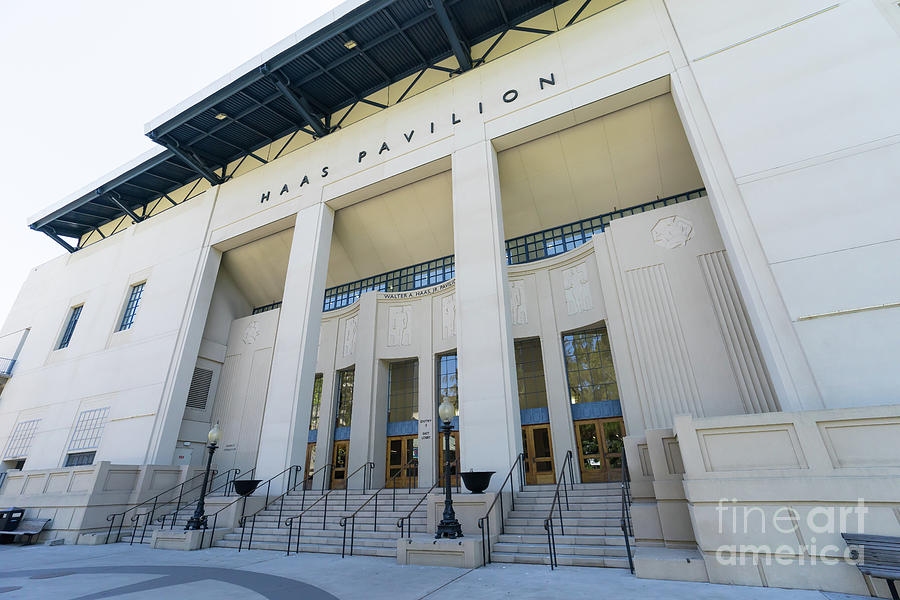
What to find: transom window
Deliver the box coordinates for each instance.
[562,324,619,404]
[64,451,96,467]
[437,354,458,417]
[118,282,145,331]
[4,419,40,459]
[514,339,548,410]
[58,305,83,349]
[309,374,323,431]
[69,407,110,452]
[334,370,354,429]
[388,360,419,423]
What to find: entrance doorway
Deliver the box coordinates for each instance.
[386,435,418,488]
[438,431,460,487]
[303,443,316,489]
[522,424,555,485]
[574,417,624,482]
[331,440,349,489]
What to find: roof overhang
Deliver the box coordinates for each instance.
[31,0,573,252]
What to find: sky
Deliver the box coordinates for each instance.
[0,0,345,326]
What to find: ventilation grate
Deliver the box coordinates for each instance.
[186,367,214,410]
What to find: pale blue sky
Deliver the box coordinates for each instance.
[0,0,344,324]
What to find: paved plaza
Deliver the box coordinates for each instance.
[0,544,875,599]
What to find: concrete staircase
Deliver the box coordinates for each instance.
[489,482,632,567]
[117,503,198,544]
[214,488,430,557]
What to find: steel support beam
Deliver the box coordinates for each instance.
[106,191,144,223]
[432,0,472,71]
[150,134,224,185]
[264,69,329,138]
[39,227,77,253]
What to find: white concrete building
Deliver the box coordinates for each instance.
[1,0,898,595]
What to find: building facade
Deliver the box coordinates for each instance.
[1,0,898,595]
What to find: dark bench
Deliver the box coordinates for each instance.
[842,533,900,599]
[0,518,51,545]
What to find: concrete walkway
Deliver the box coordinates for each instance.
[0,544,873,599]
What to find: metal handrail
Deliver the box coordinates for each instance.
[342,461,375,510]
[157,467,249,530]
[105,468,214,544]
[195,464,302,551]
[339,458,418,557]
[395,454,459,538]
[620,449,634,573]
[543,450,575,570]
[476,453,525,565]
[124,468,236,545]
[237,464,305,551]
[283,473,344,556]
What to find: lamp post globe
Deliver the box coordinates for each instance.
[185,422,221,530]
[435,397,463,539]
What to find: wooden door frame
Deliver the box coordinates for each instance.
[386,434,418,488]
[574,417,625,483]
[522,424,556,485]
[331,439,349,489]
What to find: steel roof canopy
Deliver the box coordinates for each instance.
[31,0,571,252]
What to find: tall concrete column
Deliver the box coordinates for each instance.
[451,140,523,490]
[348,292,378,488]
[256,202,334,481]
[148,245,222,464]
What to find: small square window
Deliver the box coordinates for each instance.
[118,282,145,331]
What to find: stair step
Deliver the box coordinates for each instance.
[489,551,630,568]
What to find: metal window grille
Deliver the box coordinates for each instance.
[118,282,145,331]
[323,255,455,312]
[64,451,96,467]
[252,301,282,314]
[388,360,419,423]
[562,325,620,405]
[309,374,323,431]
[0,358,15,377]
[185,367,214,410]
[438,354,458,416]
[334,370,355,429]
[58,305,83,349]
[514,339,548,410]
[4,419,40,459]
[69,407,109,452]
[320,189,705,312]
[506,188,706,265]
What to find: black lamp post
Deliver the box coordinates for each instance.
[435,397,463,539]
[185,422,221,530]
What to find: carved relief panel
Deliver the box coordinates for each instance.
[562,263,593,316]
[387,306,412,347]
[342,315,358,357]
[509,280,527,325]
[441,294,456,339]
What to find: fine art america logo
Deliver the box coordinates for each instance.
[715,497,869,567]
[256,72,559,204]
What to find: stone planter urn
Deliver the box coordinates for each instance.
[232,479,261,497]
[460,471,495,494]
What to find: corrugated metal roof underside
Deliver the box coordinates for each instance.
[31,0,616,252]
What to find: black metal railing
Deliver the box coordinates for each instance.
[320,188,706,312]
[339,458,418,557]
[0,357,15,377]
[505,188,706,265]
[236,465,305,551]
[543,450,575,570]
[621,449,634,573]
[396,455,460,538]
[157,467,251,530]
[323,254,455,311]
[477,453,525,565]
[105,469,218,544]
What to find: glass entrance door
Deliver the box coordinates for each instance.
[331,440,349,489]
[522,424,555,485]
[574,418,624,482]
[304,442,316,490]
[386,435,418,488]
[438,431,459,487]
